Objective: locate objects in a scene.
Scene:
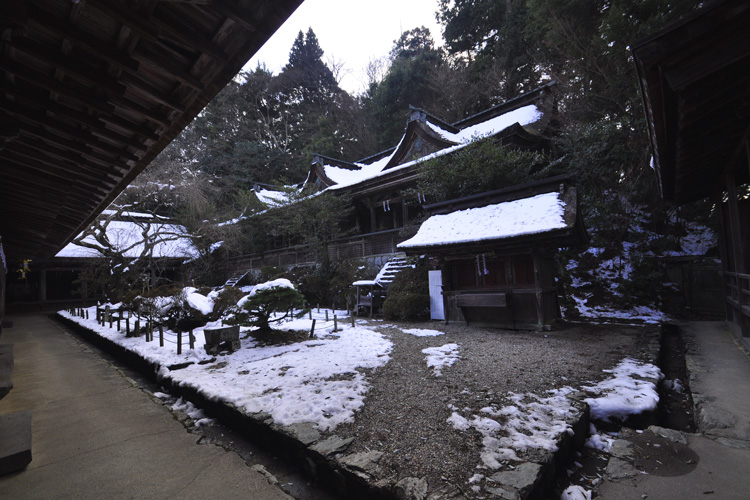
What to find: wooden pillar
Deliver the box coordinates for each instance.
[39,269,47,303]
[532,253,544,327]
[726,173,747,274]
[369,204,376,233]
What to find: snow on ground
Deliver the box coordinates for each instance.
[422,343,460,376]
[446,356,661,482]
[59,307,391,431]
[402,327,445,337]
[561,484,592,500]
[584,423,616,452]
[447,387,579,466]
[570,294,668,324]
[582,358,662,422]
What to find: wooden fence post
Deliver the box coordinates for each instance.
[351,315,355,328]
[325,310,329,322]
[333,315,338,332]
[189,330,195,350]
[177,331,182,355]
[309,319,316,338]
[159,325,164,347]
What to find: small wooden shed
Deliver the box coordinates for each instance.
[398,175,587,330]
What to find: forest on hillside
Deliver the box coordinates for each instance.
[102,0,717,319]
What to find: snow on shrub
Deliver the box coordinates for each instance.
[230,278,307,331]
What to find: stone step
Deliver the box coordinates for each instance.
[0,410,32,476]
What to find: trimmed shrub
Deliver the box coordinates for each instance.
[382,263,430,321]
[229,280,307,331]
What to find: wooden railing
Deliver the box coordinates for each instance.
[225,229,406,274]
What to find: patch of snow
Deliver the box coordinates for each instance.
[423,343,460,376]
[426,105,541,143]
[184,288,214,315]
[58,306,391,432]
[448,387,579,468]
[402,328,445,337]
[561,485,592,500]
[584,423,616,452]
[583,358,663,423]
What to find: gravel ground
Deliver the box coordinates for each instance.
[329,320,660,496]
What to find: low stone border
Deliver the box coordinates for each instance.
[54,313,596,499]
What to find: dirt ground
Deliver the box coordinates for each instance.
[328,320,661,496]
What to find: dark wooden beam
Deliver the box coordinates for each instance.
[0,57,116,117]
[0,84,150,154]
[92,1,228,63]
[27,6,141,74]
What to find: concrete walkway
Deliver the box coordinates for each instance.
[0,314,293,500]
[598,321,750,499]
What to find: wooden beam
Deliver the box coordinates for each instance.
[6,140,118,191]
[0,84,150,154]
[0,57,116,117]
[131,45,204,91]
[91,1,228,63]
[7,36,128,97]
[117,72,187,113]
[27,6,141,74]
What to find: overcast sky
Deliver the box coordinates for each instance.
[244,0,443,95]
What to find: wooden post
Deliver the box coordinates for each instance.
[177,331,182,355]
[189,330,195,350]
[159,325,164,347]
[309,319,316,338]
[325,310,329,322]
[85,309,89,320]
[135,320,140,337]
[309,309,312,320]
[117,316,121,332]
[351,315,355,328]
[333,315,338,332]
[126,313,130,336]
[317,304,320,313]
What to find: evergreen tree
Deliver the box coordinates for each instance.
[366,27,446,149]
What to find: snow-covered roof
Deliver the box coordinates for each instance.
[55,220,199,259]
[255,188,292,207]
[398,191,568,249]
[314,102,544,193]
[425,104,541,144]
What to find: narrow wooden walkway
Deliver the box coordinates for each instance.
[0,314,292,500]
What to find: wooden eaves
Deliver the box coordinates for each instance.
[632,0,750,205]
[0,0,303,262]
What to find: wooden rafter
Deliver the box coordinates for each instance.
[0,0,304,262]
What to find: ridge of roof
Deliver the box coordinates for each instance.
[407,106,460,134]
[312,154,360,171]
[452,81,556,129]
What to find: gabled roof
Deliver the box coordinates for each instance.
[303,82,556,194]
[633,0,750,204]
[0,0,303,262]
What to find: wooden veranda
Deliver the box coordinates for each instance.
[633,0,750,346]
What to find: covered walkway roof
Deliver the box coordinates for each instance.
[0,0,303,262]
